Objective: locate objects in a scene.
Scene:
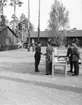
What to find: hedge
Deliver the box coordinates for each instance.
[0,45,18,51]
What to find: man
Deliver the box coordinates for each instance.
[66,44,73,73]
[72,41,80,76]
[34,41,42,72]
[45,41,53,75]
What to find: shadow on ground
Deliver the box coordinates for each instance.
[0,75,82,94]
[0,61,82,77]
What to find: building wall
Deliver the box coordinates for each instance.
[7,28,18,45]
[0,27,18,46]
[67,37,82,47]
[0,28,7,45]
[30,37,48,46]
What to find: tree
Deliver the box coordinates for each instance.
[16,13,34,40]
[9,14,19,31]
[18,13,34,32]
[0,15,6,26]
[48,0,69,31]
[23,18,34,31]
[9,0,23,32]
[0,0,8,15]
[48,0,69,46]
[9,0,23,15]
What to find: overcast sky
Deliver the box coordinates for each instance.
[4,0,82,31]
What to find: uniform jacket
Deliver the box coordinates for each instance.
[72,45,80,62]
[35,45,42,58]
[67,47,73,60]
[46,45,53,62]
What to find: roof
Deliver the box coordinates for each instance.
[48,30,64,37]
[24,31,49,38]
[22,30,82,38]
[0,26,18,38]
[7,26,18,38]
[0,26,6,32]
[66,30,82,37]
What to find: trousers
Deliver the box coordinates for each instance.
[73,61,79,75]
[46,60,52,74]
[34,53,40,71]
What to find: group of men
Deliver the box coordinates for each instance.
[34,40,53,75]
[34,39,81,76]
[66,40,80,76]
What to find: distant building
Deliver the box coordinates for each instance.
[23,31,49,46]
[66,30,82,46]
[23,29,82,46]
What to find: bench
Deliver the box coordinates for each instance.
[52,54,67,77]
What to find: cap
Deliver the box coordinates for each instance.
[37,41,41,44]
[72,39,76,44]
[47,41,51,45]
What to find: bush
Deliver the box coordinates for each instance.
[0,45,18,51]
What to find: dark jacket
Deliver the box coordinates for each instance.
[35,45,42,58]
[72,45,80,62]
[67,47,73,59]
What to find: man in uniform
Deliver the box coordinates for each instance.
[34,42,42,72]
[72,41,80,76]
[66,44,73,73]
[45,41,53,75]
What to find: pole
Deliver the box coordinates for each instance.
[12,0,16,44]
[22,21,23,41]
[13,0,16,32]
[1,0,3,15]
[0,0,2,20]
[38,0,40,42]
[28,0,30,51]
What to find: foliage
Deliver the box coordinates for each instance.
[23,18,34,31]
[48,0,69,46]
[48,0,69,31]
[17,13,34,32]
[15,13,34,40]
[9,0,23,7]
[1,0,8,6]
[0,0,8,15]
[9,14,19,30]
[0,45,18,51]
[0,15,6,26]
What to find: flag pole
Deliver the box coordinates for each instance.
[38,0,40,42]
[28,0,30,51]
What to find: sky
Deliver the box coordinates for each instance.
[3,0,82,31]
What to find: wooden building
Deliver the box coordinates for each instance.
[65,30,82,46]
[23,29,82,47]
[0,26,18,46]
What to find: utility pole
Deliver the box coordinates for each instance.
[28,0,30,51]
[0,0,2,21]
[38,0,40,42]
[13,0,16,32]
[1,0,3,15]
[0,0,3,16]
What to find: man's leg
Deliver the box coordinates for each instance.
[46,60,49,75]
[37,58,40,71]
[35,57,39,72]
[74,61,79,75]
[68,58,73,73]
[72,61,79,76]
[70,60,73,72]
[49,62,52,74]
[35,59,38,72]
